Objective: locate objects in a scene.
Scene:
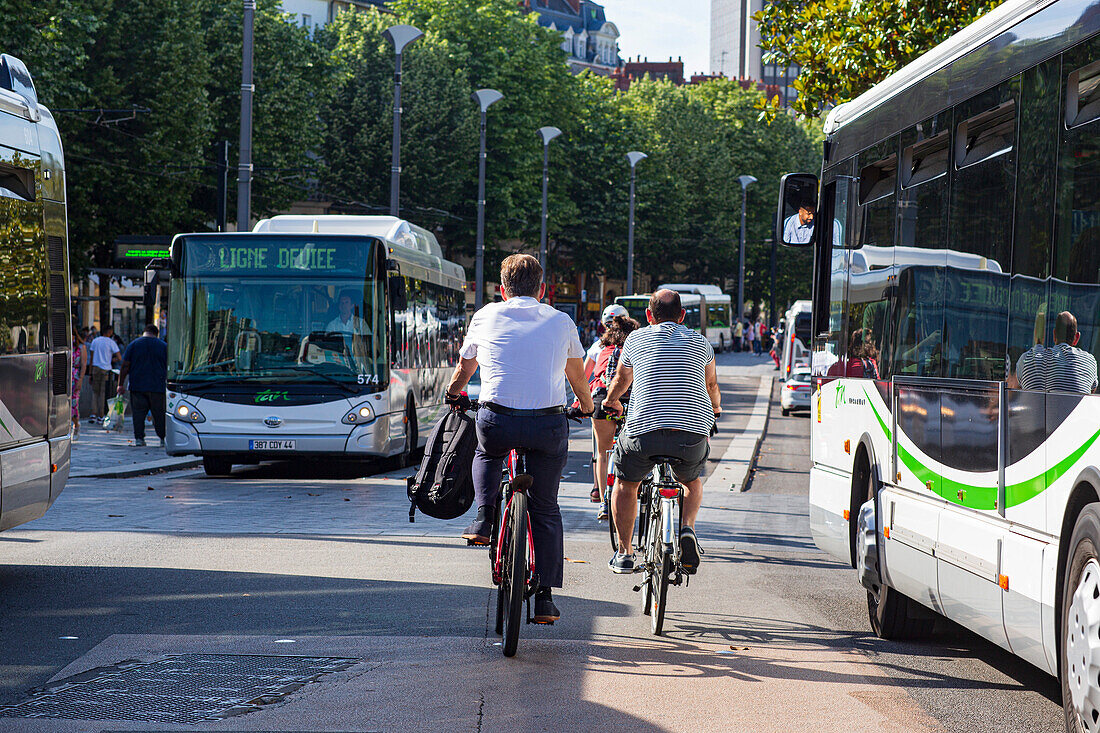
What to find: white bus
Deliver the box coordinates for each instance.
[615,285,735,352]
[658,284,734,352]
[164,216,465,476]
[775,0,1100,722]
[0,55,72,531]
[779,300,811,380]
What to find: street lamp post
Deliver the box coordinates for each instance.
[236,0,256,230]
[472,89,503,310]
[537,126,562,287]
[736,174,757,329]
[625,152,647,296]
[383,24,423,218]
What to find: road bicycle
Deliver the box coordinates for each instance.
[488,445,542,657]
[632,456,689,635]
[465,401,586,657]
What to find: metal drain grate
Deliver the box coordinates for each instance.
[0,654,357,724]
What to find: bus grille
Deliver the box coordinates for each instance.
[47,234,64,271]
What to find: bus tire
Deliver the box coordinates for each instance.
[1061,503,1100,733]
[398,404,418,468]
[202,455,233,477]
[861,455,934,640]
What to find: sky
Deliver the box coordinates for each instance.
[598,0,712,76]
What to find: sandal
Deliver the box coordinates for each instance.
[590,487,601,503]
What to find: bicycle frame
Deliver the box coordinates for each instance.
[491,450,538,590]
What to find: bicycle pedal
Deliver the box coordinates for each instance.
[530,619,555,626]
[632,584,642,592]
[465,538,490,546]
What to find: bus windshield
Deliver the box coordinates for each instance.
[168,237,386,389]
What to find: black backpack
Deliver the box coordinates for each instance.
[407,409,477,522]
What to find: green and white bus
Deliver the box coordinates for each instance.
[777,0,1100,723]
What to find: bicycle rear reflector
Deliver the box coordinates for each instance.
[658,487,680,499]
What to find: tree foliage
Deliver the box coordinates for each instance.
[755,0,1004,118]
[2,0,821,312]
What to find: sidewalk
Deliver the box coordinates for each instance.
[70,421,200,479]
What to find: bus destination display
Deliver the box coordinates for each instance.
[183,237,373,276]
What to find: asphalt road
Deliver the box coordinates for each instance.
[0,356,1066,731]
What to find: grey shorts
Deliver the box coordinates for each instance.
[612,429,710,483]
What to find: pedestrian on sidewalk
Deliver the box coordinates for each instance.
[734,320,743,352]
[117,324,168,447]
[746,317,757,355]
[88,325,120,422]
[71,325,88,440]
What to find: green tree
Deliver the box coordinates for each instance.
[54,0,213,273]
[755,0,1004,118]
[319,8,477,252]
[199,0,333,222]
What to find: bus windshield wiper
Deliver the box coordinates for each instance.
[273,365,359,394]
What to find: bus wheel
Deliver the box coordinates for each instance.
[202,455,233,477]
[862,459,934,640]
[1061,503,1100,733]
[399,405,418,468]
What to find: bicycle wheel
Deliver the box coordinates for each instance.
[650,544,672,635]
[640,498,660,616]
[607,481,619,552]
[493,511,504,636]
[501,492,528,657]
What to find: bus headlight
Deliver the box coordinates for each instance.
[342,403,375,425]
[174,401,206,423]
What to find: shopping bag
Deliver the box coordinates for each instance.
[103,395,127,432]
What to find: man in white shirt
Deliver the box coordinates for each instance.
[783,200,815,244]
[446,254,594,623]
[325,291,370,335]
[88,324,121,421]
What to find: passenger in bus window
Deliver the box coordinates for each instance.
[1047,311,1097,394]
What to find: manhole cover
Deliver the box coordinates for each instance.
[0,654,357,724]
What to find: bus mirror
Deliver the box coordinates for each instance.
[389,274,407,310]
[776,173,819,247]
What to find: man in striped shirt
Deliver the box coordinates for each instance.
[1012,311,1098,394]
[602,289,721,575]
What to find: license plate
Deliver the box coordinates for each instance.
[249,439,296,450]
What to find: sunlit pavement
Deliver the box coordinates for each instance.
[0,353,1063,731]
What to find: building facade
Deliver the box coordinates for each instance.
[525,0,621,75]
[279,0,384,33]
[710,0,798,106]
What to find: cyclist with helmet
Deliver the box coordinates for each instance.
[583,304,629,502]
[587,314,640,519]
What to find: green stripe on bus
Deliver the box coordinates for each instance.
[862,387,1100,510]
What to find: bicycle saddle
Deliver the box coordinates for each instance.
[651,455,685,466]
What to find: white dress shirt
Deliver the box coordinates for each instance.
[783,214,814,244]
[460,297,584,409]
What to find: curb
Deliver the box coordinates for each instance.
[739,377,774,493]
[70,458,202,480]
[702,374,774,493]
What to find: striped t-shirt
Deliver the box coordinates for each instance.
[619,322,716,436]
[1015,343,1099,394]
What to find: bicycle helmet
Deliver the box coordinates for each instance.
[601,304,628,324]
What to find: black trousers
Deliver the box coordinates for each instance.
[131,391,166,441]
[472,409,569,588]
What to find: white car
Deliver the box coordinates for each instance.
[781,369,813,416]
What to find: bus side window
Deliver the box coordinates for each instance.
[1050,41,1100,389]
